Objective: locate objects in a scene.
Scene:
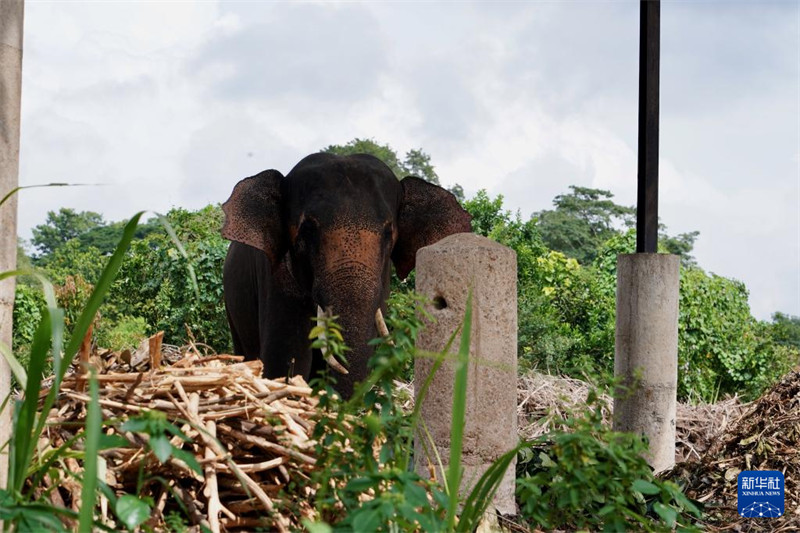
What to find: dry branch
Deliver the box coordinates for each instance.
[34,341,320,531]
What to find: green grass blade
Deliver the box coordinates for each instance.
[155,213,200,301]
[78,370,101,531]
[457,444,524,531]
[0,183,96,207]
[0,340,27,389]
[31,212,144,470]
[404,330,459,467]
[418,418,448,495]
[28,432,83,491]
[446,289,472,531]
[0,269,57,310]
[11,305,62,492]
[61,212,144,368]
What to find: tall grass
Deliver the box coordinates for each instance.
[0,212,144,530]
[445,290,471,531]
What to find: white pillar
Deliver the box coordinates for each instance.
[0,0,25,490]
[414,233,518,515]
[613,253,679,472]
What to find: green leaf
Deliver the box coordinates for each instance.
[171,447,203,476]
[120,418,150,433]
[632,479,661,495]
[149,435,173,463]
[446,289,472,531]
[78,371,102,532]
[115,494,152,530]
[403,481,429,508]
[0,340,27,389]
[345,477,378,493]
[301,519,332,533]
[164,422,192,442]
[0,183,84,207]
[351,508,382,532]
[653,502,678,527]
[98,434,130,450]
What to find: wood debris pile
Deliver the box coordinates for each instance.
[516,371,748,464]
[664,370,800,532]
[36,335,322,532]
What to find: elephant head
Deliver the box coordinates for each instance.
[221,152,471,398]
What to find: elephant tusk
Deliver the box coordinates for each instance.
[375,308,395,346]
[317,305,349,375]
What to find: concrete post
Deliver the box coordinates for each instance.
[0,0,24,490]
[613,253,679,473]
[414,233,517,515]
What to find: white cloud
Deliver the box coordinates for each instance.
[14,0,799,321]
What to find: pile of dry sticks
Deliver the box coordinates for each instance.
[36,332,321,532]
[664,370,800,532]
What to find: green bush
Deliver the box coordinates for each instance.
[109,205,231,351]
[516,390,701,532]
[11,283,44,354]
[96,315,148,351]
[306,292,448,531]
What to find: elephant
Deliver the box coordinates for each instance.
[221,152,472,398]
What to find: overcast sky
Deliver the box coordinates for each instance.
[15,1,800,320]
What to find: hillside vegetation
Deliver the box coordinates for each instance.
[14,139,799,403]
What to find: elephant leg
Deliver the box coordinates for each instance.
[223,242,266,360]
[260,260,316,381]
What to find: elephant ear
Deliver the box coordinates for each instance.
[392,176,472,279]
[221,169,286,267]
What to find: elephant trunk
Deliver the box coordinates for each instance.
[317,307,393,375]
[313,265,386,396]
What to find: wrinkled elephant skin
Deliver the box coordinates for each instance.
[221,153,471,398]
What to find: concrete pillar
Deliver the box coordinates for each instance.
[414,233,517,515]
[0,0,24,490]
[613,253,679,473]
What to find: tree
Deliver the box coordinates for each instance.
[322,138,405,177]
[660,229,700,267]
[79,217,162,255]
[536,186,700,266]
[771,312,800,350]
[535,186,634,264]
[402,148,440,185]
[322,138,464,201]
[30,208,105,258]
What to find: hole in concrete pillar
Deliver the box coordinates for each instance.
[433,295,448,310]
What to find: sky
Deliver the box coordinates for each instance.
[14,0,800,320]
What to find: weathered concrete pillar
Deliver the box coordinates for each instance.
[414,233,517,515]
[613,253,679,473]
[0,0,25,491]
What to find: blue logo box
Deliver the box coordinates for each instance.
[738,470,784,518]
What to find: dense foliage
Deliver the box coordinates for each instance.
[516,390,701,532]
[8,140,794,531]
[14,205,230,358]
[13,141,798,406]
[468,193,798,402]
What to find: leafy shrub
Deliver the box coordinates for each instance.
[96,314,148,351]
[306,292,449,532]
[11,283,44,353]
[678,268,795,401]
[109,206,231,351]
[36,238,105,286]
[516,390,701,532]
[54,275,95,345]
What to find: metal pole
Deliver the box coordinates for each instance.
[0,0,25,490]
[636,0,660,253]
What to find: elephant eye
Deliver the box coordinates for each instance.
[383,223,394,242]
[297,219,319,249]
